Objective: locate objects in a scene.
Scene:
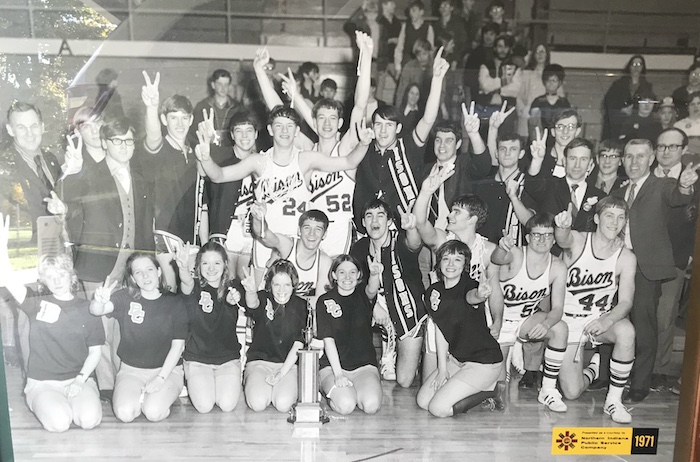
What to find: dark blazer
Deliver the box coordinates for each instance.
[611,175,691,281]
[418,149,493,208]
[63,160,154,282]
[526,175,605,232]
[585,166,627,194]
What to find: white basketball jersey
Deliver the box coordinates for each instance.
[308,142,355,220]
[564,233,622,318]
[291,238,320,300]
[255,147,310,234]
[500,249,551,322]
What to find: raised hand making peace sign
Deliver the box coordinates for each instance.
[420,162,456,195]
[529,126,549,162]
[63,131,84,177]
[461,101,480,135]
[141,71,161,108]
[489,101,516,130]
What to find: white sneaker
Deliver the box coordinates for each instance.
[604,400,632,424]
[538,388,568,412]
[380,352,396,381]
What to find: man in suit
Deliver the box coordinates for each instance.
[651,128,698,390]
[611,138,699,402]
[0,102,63,244]
[527,137,605,233]
[61,116,155,398]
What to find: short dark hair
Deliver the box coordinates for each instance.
[496,131,522,149]
[312,98,344,119]
[297,62,319,77]
[326,254,363,291]
[656,127,689,148]
[298,209,330,231]
[432,121,462,144]
[412,38,432,55]
[542,64,565,84]
[564,137,594,157]
[95,68,118,86]
[452,194,488,229]
[264,259,299,294]
[525,213,554,235]
[268,104,301,126]
[320,78,337,92]
[160,95,193,116]
[211,69,232,82]
[361,198,393,221]
[687,62,700,76]
[481,22,500,38]
[434,240,471,282]
[408,0,425,11]
[372,105,402,124]
[494,33,514,49]
[7,101,42,123]
[554,108,581,126]
[229,109,259,132]
[598,139,623,155]
[100,117,133,140]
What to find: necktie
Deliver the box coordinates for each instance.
[429,166,443,225]
[34,155,53,191]
[663,168,670,177]
[600,181,607,192]
[627,183,637,206]
[570,184,579,219]
[114,168,131,194]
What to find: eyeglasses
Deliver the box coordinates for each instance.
[599,153,620,160]
[530,232,554,241]
[108,138,135,146]
[554,123,577,132]
[656,144,682,153]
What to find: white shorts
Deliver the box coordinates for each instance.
[225,218,253,254]
[498,318,528,346]
[563,313,602,345]
[319,218,353,257]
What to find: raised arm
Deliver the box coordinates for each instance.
[415,47,449,144]
[486,101,516,166]
[142,71,163,152]
[301,119,374,173]
[505,178,535,224]
[195,130,264,183]
[253,48,284,110]
[413,164,454,249]
[89,277,119,316]
[553,204,584,254]
[491,232,517,266]
[365,256,383,301]
[176,242,195,295]
[399,209,422,252]
[249,201,292,256]
[338,31,374,155]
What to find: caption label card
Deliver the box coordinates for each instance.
[552,427,658,455]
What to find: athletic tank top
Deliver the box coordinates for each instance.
[564,233,622,318]
[232,174,255,237]
[255,147,310,234]
[500,248,551,322]
[309,142,355,221]
[291,238,320,300]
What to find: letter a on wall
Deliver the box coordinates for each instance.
[58,39,73,56]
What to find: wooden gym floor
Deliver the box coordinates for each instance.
[4,362,681,462]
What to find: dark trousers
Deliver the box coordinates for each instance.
[629,270,662,391]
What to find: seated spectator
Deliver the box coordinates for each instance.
[480,1,512,36]
[529,64,571,135]
[296,62,321,106]
[674,91,700,153]
[394,0,434,76]
[394,39,433,107]
[618,91,662,144]
[657,96,678,130]
[320,78,338,100]
[477,34,521,111]
[517,45,565,136]
[603,54,653,141]
[672,63,700,120]
[459,0,481,52]
[376,0,402,102]
[398,84,423,133]
[434,0,467,69]
[463,22,498,101]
